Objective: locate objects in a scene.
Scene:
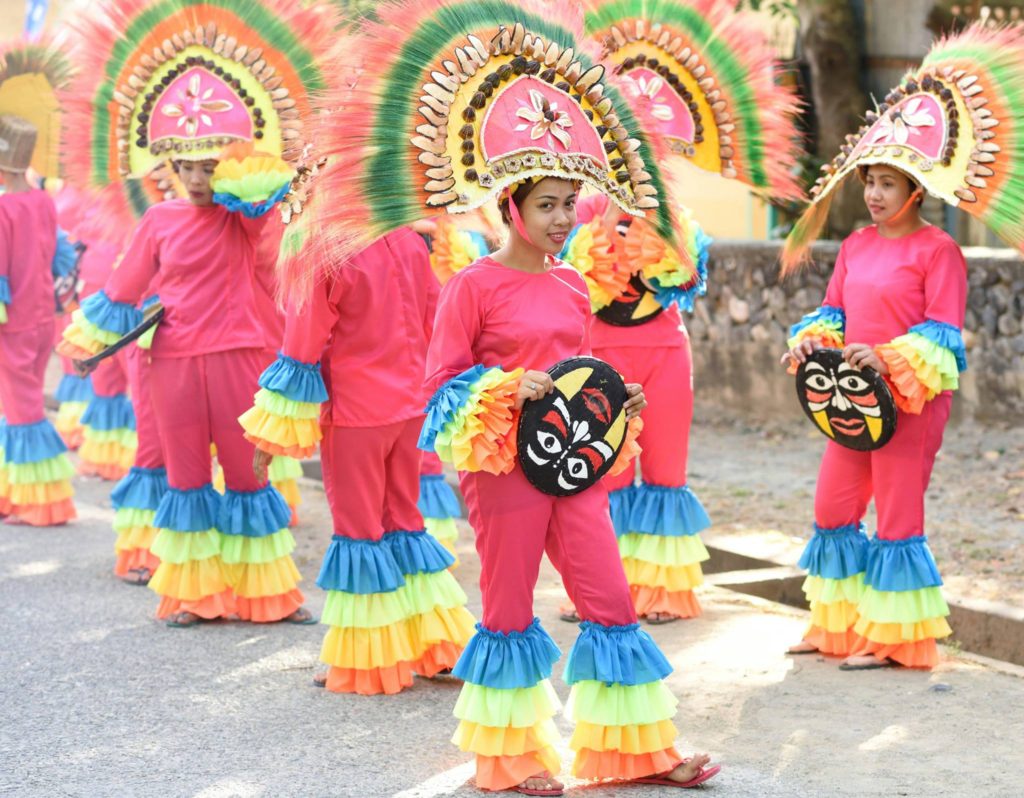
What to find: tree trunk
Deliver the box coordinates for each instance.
[798,0,870,237]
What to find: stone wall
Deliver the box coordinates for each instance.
[687,240,1024,424]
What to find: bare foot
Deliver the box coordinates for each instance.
[787,641,819,655]
[516,771,563,795]
[3,515,29,526]
[663,753,712,783]
[839,654,895,670]
[644,611,680,625]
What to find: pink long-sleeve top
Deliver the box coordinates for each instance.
[282,228,439,428]
[0,189,57,332]
[103,199,275,358]
[574,193,684,349]
[425,255,592,394]
[824,225,967,344]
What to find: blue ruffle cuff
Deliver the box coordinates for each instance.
[316,535,405,594]
[418,364,487,451]
[111,466,168,512]
[798,522,868,580]
[453,618,561,689]
[55,374,94,403]
[789,304,846,339]
[51,229,78,278]
[564,621,673,686]
[418,474,463,519]
[81,290,143,335]
[0,276,10,304]
[258,352,328,403]
[218,485,292,538]
[383,529,454,576]
[863,534,943,591]
[154,484,222,533]
[213,181,291,219]
[0,419,68,464]
[81,394,136,432]
[627,483,712,537]
[608,485,638,536]
[909,319,968,372]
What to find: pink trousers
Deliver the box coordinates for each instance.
[0,321,53,424]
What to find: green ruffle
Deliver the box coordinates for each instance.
[895,333,960,392]
[802,573,865,604]
[857,584,950,624]
[2,454,75,485]
[150,528,223,564]
[82,427,138,445]
[617,532,710,567]
[268,455,303,481]
[113,506,157,532]
[454,680,561,728]
[73,310,123,347]
[254,388,320,420]
[320,571,468,629]
[425,517,458,543]
[566,680,678,727]
[219,528,296,565]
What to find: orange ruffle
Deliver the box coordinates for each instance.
[608,417,643,478]
[630,585,702,619]
[851,636,940,669]
[114,547,161,577]
[156,588,236,620]
[234,588,306,623]
[877,347,927,414]
[58,428,84,450]
[78,460,130,481]
[803,624,860,657]
[475,747,562,792]
[323,640,463,695]
[242,434,316,460]
[9,499,76,527]
[572,747,683,781]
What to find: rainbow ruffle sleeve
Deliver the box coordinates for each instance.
[788,304,846,351]
[853,534,951,669]
[565,622,682,781]
[239,353,327,459]
[136,295,161,350]
[211,150,295,219]
[875,320,967,414]
[0,276,9,324]
[58,290,143,360]
[560,219,632,312]
[431,218,489,286]
[419,364,524,475]
[452,619,563,791]
[51,229,78,279]
[624,214,706,313]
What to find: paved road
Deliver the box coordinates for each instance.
[1,475,1022,797]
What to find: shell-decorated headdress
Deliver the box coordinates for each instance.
[62,0,341,186]
[0,37,73,177]
[290,0,677,275]
[783,22,1024,271]
[583,0,803,201]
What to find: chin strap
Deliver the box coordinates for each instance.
[887,187,924,225]
[504,184,537,248]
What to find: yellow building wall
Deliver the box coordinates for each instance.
[665,158,772,240]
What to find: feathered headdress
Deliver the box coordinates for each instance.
[783,22,1024,272]
[582,0,803,201]
[283,0,677,292]
[0,37,73,177]
[61,0,341,186]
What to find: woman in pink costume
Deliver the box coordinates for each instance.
[241,227,475,695]
[0,115,77,526]
[778,24,1024,669]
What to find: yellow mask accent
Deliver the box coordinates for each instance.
[812,410,835,438]
[553,367,594,401]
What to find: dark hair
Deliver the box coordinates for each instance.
[498,179,538,225]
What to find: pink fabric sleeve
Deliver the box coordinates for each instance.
[282,276,339,364]
[923,239,967,328]
[104,213,159,306]
[822,244,847,310]
[424,272,482,394]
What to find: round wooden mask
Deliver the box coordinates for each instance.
[517,357,629,496]
[595,273,664,327]
[795,348,897,451]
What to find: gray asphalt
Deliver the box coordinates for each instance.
[1,475,1022,798]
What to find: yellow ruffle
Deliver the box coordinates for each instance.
[853,616,953,645]
[5,479,73,505]
[622,557,704,591]
[238,405,321,458]
[569,719,679,756]
[225,555,302,598]
[810,599,860,634]
[452,718,560,757]
[149,556,231,601]
[114,524,159,553]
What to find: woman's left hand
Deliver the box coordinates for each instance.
[624,383,647,419]
[843,343,888,375]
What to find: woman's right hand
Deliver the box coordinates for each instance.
[515,370,554,409]
[780,339,819,369]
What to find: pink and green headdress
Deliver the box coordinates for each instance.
[783,22,1024,271]
[283,0,677,287]
[61,0,341,186]
[582,0,803,201]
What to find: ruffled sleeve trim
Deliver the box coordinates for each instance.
[788,304,846,350]
[607,417,643,478]
[452,618,561,689]
[0,275,10,304]
[863,534,943,591]
[258,352,329,403]
[239,353,326,458]
[797,522,869,580]
[559,219,631,312]
[564,621,673,686]
[211,150,295,219]
[875,320,963,415]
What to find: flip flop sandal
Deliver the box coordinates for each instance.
[839,658,896,671]
[312,673,327,688]
[166,612,205,628]
[645,614,680,626]
[634,762,722,789]
[509,783,564,796]
[283,609,318,625]
[786,646,820,656]
[559,611,581,624]
[122,569,151,587]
